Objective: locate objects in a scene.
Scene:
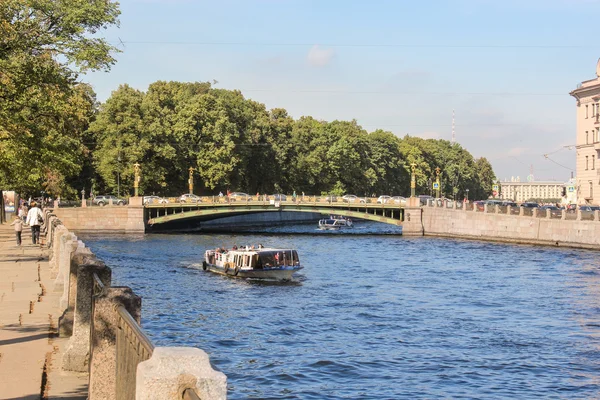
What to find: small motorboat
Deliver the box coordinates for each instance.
[203,246,302,280]
[318,216,353,230]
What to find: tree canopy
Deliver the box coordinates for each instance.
[0,0,496,201]
[0,0,120,197]
[88,81,496,200]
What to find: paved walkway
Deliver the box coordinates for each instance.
[0,222,87,400]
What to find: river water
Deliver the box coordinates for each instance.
[82,222,600,399]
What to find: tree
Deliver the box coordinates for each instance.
[0,0,120,197]
[474,157,496,200]
[366,130,408,196]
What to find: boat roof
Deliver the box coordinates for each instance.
[208,248,296,253]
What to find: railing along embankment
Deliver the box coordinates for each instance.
[42,209,226,399]
[420,201,600,250]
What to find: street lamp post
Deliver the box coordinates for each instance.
[188,167,195,195]
[435,167,441,199]
[410,162,417,198]
[452,172,460,201]
[81,189,86,207]
[117,153,121,198]
[466,188,469,202]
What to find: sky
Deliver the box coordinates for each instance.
[85,0,600,182]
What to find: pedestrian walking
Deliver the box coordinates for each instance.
[10,216,24,246]
[21,203,28,221]
[25,201,43,245]
[17,205,25,222]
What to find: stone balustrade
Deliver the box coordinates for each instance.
[416,201,600,249]
[41,209,227,400]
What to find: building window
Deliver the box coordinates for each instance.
[586,131,589,144]
[590,182,594,199]
[586,156,589,170]
[597,103,600,118]
[594,155,596,170]
[587,105,589,118]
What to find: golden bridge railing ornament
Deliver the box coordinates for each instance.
[133,163,141,197]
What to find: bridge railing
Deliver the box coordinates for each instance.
[44,210,227,399]
[424,200,600,223]
[142,194,413,206]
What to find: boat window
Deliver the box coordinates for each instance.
[253,254,262,269]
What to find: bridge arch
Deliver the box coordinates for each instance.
[146,204,404,227]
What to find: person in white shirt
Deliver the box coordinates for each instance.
[25,201,43,245]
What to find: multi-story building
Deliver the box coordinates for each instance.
[570,58,600,205]
[499,180,565,203]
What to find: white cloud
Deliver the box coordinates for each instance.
[507,147,528,156]
[307,45,334,67]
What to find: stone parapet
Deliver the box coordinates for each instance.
[62,254,111,372]
[419,205,600,249]
[52,206,145,233]
[45,204,226,399]
[89,287,141,400]
[136,347,227,400]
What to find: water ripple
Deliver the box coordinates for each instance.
[83,221,600,399]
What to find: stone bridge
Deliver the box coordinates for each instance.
[145,200,406,227]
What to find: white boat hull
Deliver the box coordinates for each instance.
[203,261,301,280]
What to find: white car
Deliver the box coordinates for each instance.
[377,195,392,204]
[342,194,366,203]
[391,196,406,205]
[179,194,202,203]
[229,192,251,201]
[143,195,168,205]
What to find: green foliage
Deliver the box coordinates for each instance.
[88,80,497,199]
[0,0,120,197]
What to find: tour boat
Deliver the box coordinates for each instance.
[318,216,353,230]
[202,247,302,280]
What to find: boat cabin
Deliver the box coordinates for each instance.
[206,248,300,270]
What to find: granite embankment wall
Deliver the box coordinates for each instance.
[44,209,226,399]
[417,206,600,250]
[52,206,145,233]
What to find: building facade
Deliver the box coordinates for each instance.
[499,181,565,203]
[570,59,600,205]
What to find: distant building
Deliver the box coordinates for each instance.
[500,181,565,203]
[570,58,600,205]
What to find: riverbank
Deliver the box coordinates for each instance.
[0,222,87,399]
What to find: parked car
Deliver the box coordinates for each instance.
[473,200,485,211]
[566,204,577,212]
[179,193,202,203]
[418,195,434,205]
[143,195,168,205]
[501,201,517,207]
[377,195,392,204]
[579,205,593,212]
[520,202,540,208]
[271,193,287,201]
[230,192,251,201]
[539,205,562,217]
[391,196,407,205]
[324,195,338,202]
[342,194,366,203]
[93,195,127,206]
